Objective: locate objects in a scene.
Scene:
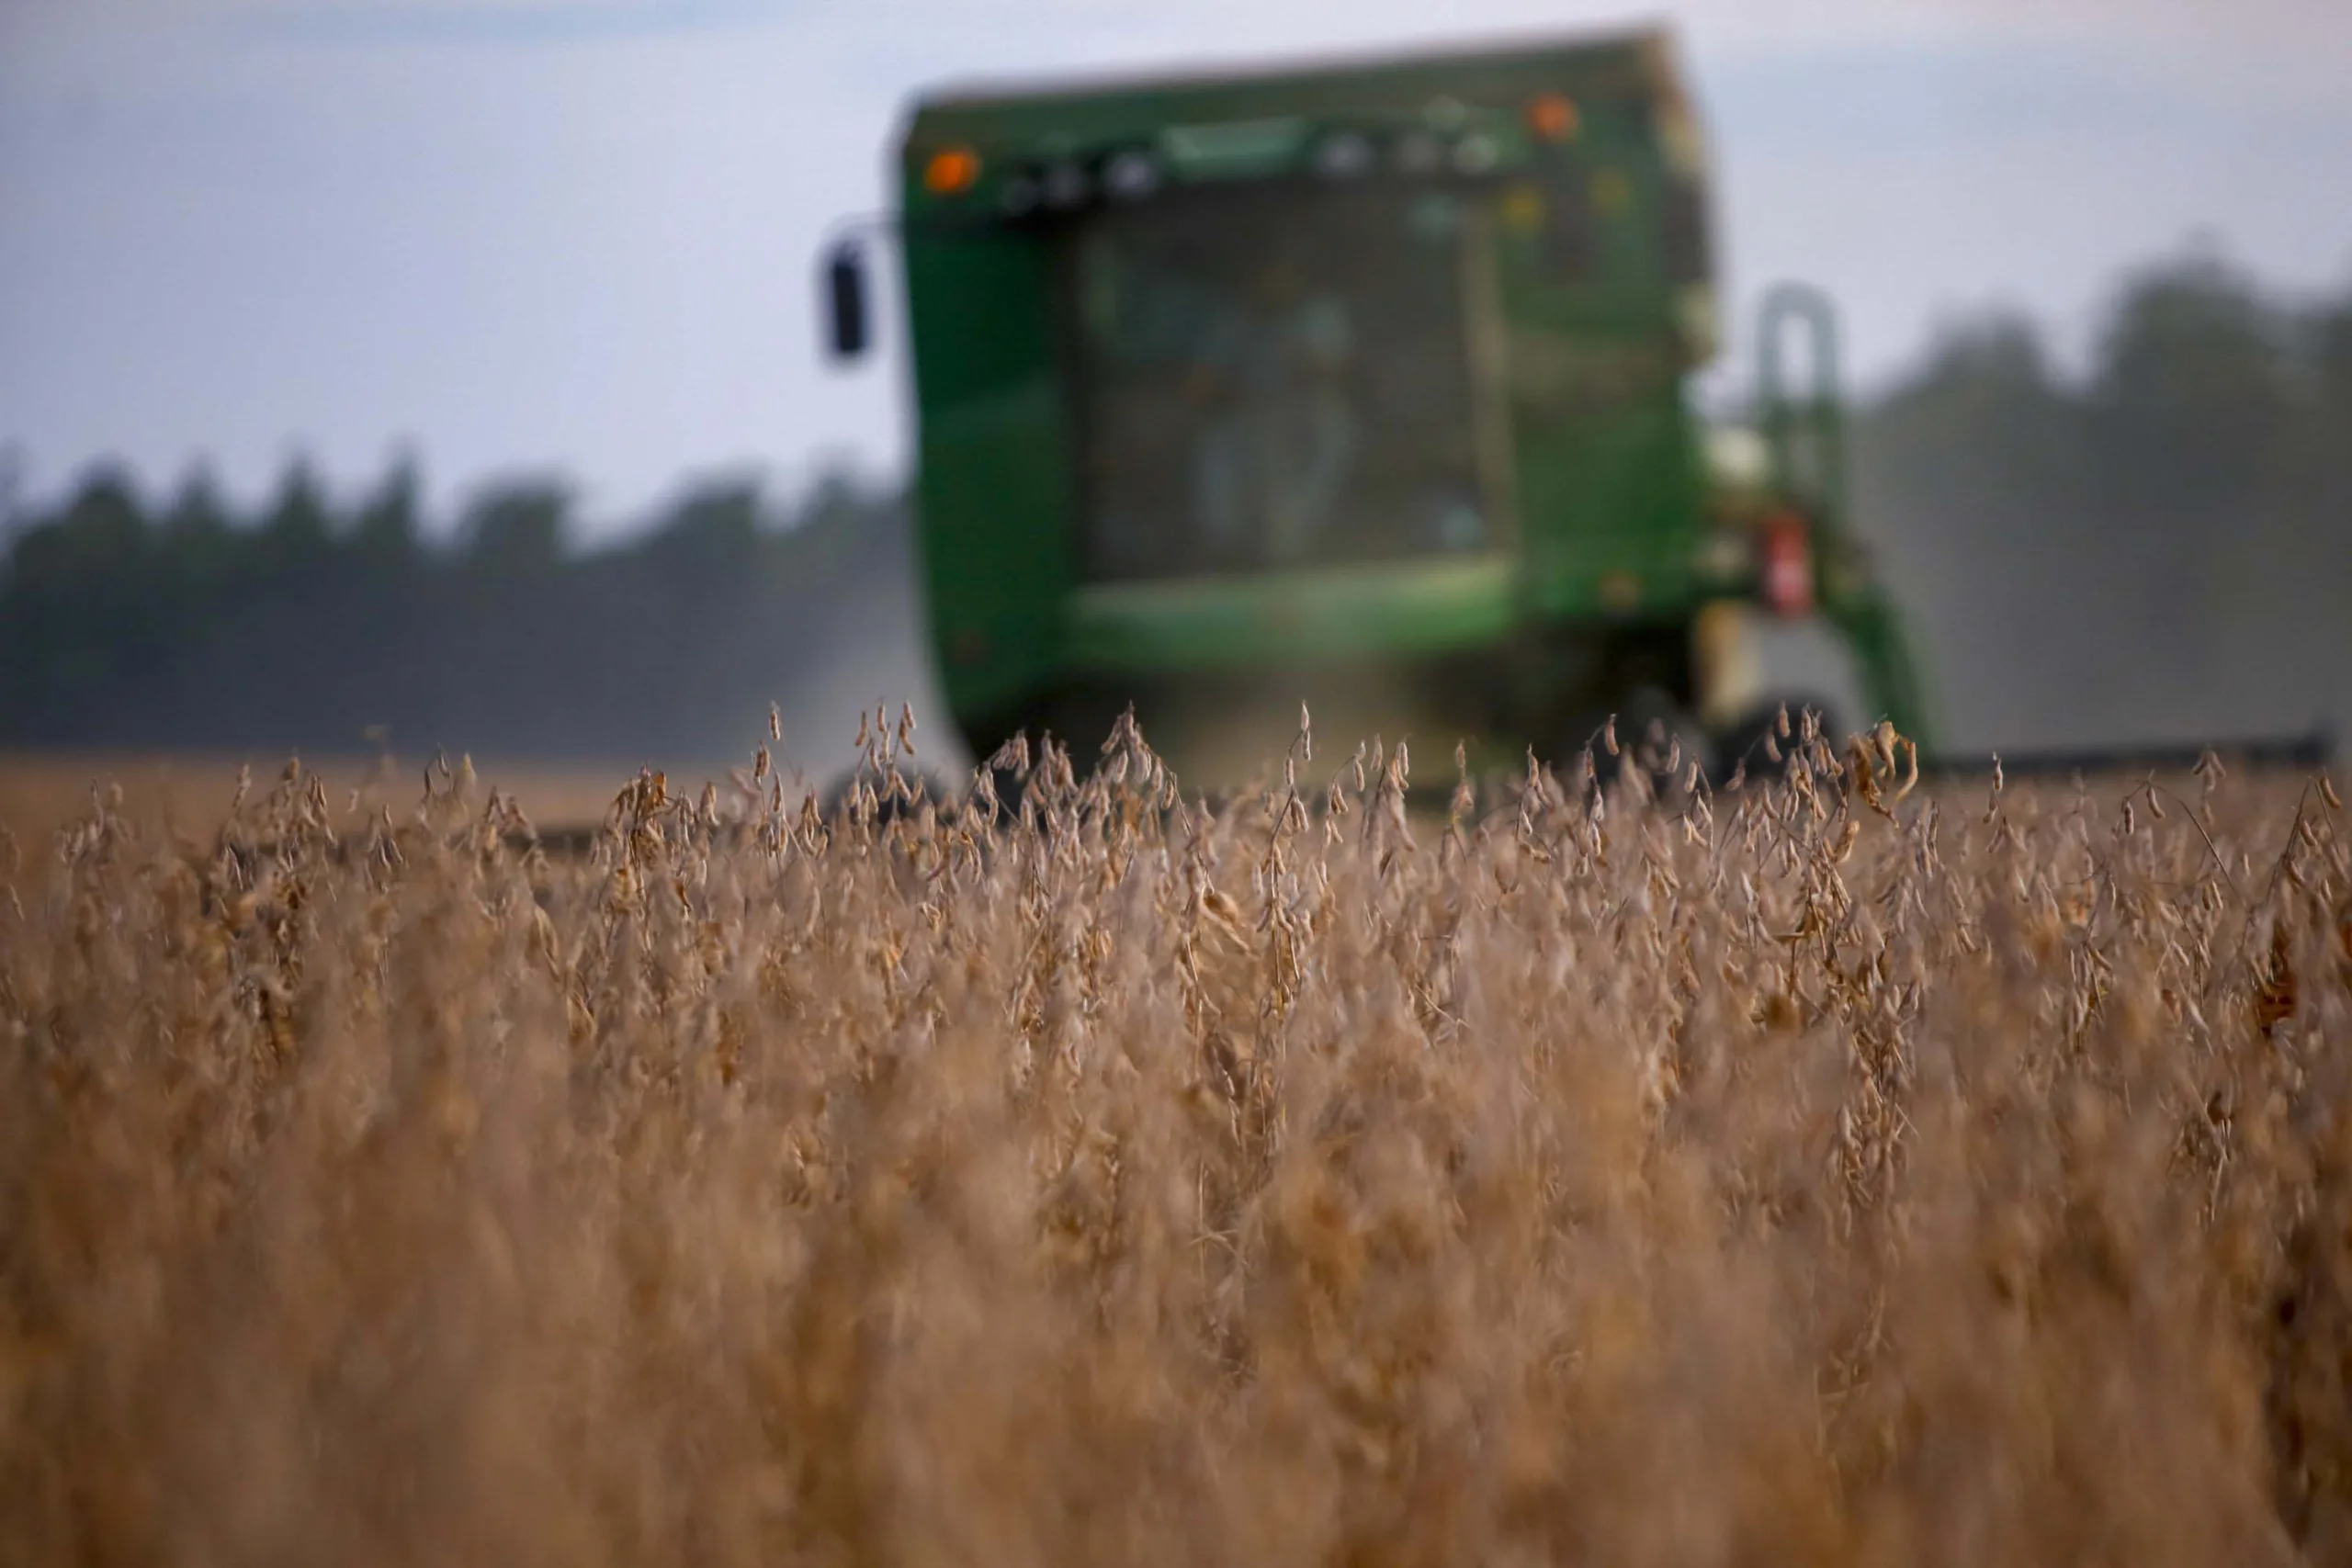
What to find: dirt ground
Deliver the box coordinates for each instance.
[0,750,709,848]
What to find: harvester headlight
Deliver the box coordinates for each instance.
[1452,133,1499,175]
[1394,130,1443,175]
[1703,425,1770,495]
[999,173,1040,215]
[1421,95,1470,131]
[923,146,982,196]
[1314,131,1374,178]
[1042,160,1091,209]
[1104,150,1160,199]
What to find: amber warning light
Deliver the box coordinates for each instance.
[924,146,982,195]
[1527,94,1580,142]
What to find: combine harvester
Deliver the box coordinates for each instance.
[820,25,2330,795]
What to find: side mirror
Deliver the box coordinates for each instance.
[824,241,870,362]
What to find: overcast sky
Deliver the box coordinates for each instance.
[4,0,2349,535]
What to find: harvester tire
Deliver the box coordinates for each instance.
[819,765,962,828]
[1566,692,1717,807]
[1715,694,1841,789]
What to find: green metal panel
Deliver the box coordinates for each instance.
[1506,377,1705,618]
[900,227,1071,720]
[1484,103,1711,625]
[1067,556,1517,671]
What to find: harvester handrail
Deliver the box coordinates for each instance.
[1757,281,1850,529]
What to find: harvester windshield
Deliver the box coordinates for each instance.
[1069,184,1495,581]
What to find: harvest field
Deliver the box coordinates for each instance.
[3,713,2349,1564]
[0,750,708,848]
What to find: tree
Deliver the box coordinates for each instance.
[0,444,24,546]
[14,463,150,585]
[255,456,339,576]
[163,464,233,545]
[354,450,427,570]
[459,477,569,580]
[636,477,765,584]
[2088,253,2289,516]
[0,464,156,735]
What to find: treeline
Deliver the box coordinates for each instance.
[0,459,910,760]
[1852,249,2352,750]
[2,247,2346,760]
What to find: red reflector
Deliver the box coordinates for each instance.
[1761,514,1814,617]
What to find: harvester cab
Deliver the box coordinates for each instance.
[823,25,1940,792]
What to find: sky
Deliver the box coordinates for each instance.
[3,0,2350,536]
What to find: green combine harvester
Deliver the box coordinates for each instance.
[824,25,1936,789]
